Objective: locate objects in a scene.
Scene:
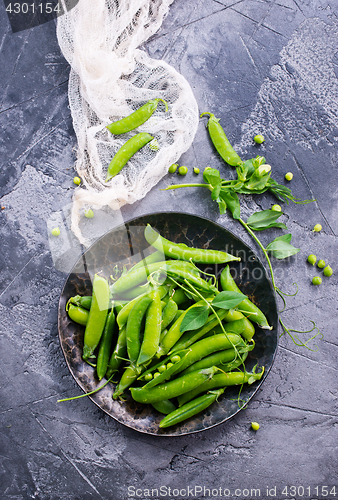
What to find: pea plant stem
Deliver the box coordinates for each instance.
[238,217,277,291]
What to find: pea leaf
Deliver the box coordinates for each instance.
[180,305,210,333]
[217,198,227,214]
[244,172,271,191]
[211,184,221,201]
[203,168,221,187]
[266,234,300,259]
[246,209,287,231]
[212,291,246,310]
[220,190,241,219]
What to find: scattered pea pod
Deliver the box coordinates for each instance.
[106,99,168,135]
[105,132,153,181]
[200,112,242,166]
[144,224,241,264]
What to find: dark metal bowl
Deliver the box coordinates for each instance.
[58,212,278,436]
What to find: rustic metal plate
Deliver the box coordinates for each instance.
[58,212,278,436]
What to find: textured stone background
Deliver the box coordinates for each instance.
[0,1,337,499]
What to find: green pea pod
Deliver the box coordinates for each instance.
[161,298,178,332]
[144,224,240,264]
[159,388,225,428]
[152,399,177,415]
[128,250,165,274]
[106,99,168,135]
[137,290,162,366]
[178,366,265,406]
[106,132,153,181]
[171,288,188,305]
[200,112,242,167]
[116,285,168,328]
[172,333,246,376]
[130,366,219,404]
[220,265,272,330]
[96,309,116,380]
[126,295,152,365]
[180,347,251,377]
[67,303,89,326]
[106,326,127,378]
[113,364,140,399]
[68,295,92,310]
[171,309,244,353]
[83,275,110,360]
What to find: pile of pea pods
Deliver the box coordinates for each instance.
[66,224,268,429]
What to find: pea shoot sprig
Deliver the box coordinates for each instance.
[163,112,323,350]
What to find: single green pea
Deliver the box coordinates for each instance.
[153,372,161,378]
[158,365,167,373]
[168,163,178,174]
[193,167,200,174]
[313,224,322,232]
[307,254,317,266]
[144,373,153,381]
[51,227,60,236]
[73,176,81,185]
[317,259,326,269]
[312,276,322,285]
[84,209,94,219]
[251,421,260,431]
[271,204,282,212]
[285,172,293,181]
[178,166,188,175]
[253,135,265,144]
[170,355,181,363]
[323,265,333,277]
[166,362,174,369]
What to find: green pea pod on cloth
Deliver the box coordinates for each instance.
[144,224,241,264]
[82,274,110,360]
[159,388,225,428]
[106,98,168,135]
[105,132,153,181]
[200,112,242,167]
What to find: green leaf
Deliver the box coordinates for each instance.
[266,234,300,259]
[211,184,221,200]
[212,291,247,310]
[220,190,241,219]
[203,168,221,187]
[246,209,286,231]
[217,198,227,214]
[244,172,271,191]
[180,305,210,333]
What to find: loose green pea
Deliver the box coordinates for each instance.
[51,227,60,236]
[312,276,322,285]
[313,224,322,232]
[144,373,153,381]
[285,172,293,181]
[158,365,167,373]
[307,254,317,265]
[323,265,333,277]
[317,260,326,269]
[178,166,188,175]
[254,135,265,144]
[251,421,260,431]
[84,209,94,219]
[168,163,178,174]
[170,355,181,363]
[271,204,282,212]
[73,176,81,185]
[193,167,200,174]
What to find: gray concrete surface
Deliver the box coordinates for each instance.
[0,1,337,499]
